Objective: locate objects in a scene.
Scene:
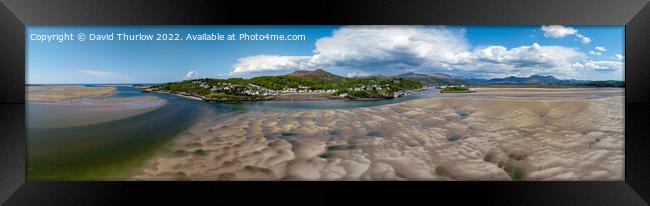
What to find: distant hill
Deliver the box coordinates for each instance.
[397,72,470,86]
[289,69,343,81]
[468,75,623,87]
[485,75,569,84]
[397,72,453,79]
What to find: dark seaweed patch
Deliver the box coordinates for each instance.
[184,142,202,148]
[281,131,298,137]
[319,153,333,158]
[193,149,208,157]
[435,166,449,176]
[504,165,525,181]
[484,153,493,162]
[447,134,461,141]
[458,111,469,119]
[367,131,384,137]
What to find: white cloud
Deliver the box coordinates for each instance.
[230,26,603,79]
[541,25,577,38]
[80,70,127,79]
[309,26,472,70]
[231,55,311,73]
[582,60,624,72]
[470,43,586,78]
[230,26,472,74]
[346,72,370,78]
[231,26,475,75]
[589,47,607,56]
[184,71,199,79]
[576,34,591,44]
[614,54,624,60]
[474,43,583,68]
[541,25,591,44]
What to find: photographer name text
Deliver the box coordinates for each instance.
[30,32,307,43]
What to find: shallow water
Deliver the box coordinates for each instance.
[27,86,212,179]
[27,85,435,180]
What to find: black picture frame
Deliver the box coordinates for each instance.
[1,0,649,205]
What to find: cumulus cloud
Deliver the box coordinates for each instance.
[589,47,607,56]
[541,25,577,38]
[573,60,623,72]
[309,26,472,70]
[468,43,586,78]
[184,71,199,79]
[230,26,472,74]
[474,43,583,68]
[346,72,371,78]
[231,55,311,73]
[541,25,591,44]
[614,54,624,60]
[576,34,591,44]
[231,27,456,73]
[230,26,604,79]
[80,70,128,79]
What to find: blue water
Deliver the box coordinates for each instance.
[26,85,436,179]
[28,85,436,153]
[28,86,214,152]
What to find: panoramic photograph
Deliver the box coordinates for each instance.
[26,25,624,181]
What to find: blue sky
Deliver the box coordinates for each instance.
[27,25,624,84]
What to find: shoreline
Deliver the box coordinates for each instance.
[146,90,413,103]
[148,91,205,101]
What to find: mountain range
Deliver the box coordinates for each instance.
[284,69,623,87]
[395,72,470,86]
[397,72,453,79]
[480,75,586,85]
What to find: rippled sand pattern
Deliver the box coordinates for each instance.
[133,89,624,181]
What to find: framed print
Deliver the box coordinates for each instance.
[0,0,649,205]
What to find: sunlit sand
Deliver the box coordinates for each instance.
[27,85,116,102]
[27,86,167,129]
[133,88,624,181]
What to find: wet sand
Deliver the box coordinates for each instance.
[132,88,624,181]
[27,85,116,102]
[28,86,167,129]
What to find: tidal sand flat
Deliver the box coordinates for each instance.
[27,85,167,129]
[27,85,116,102]
[28,96,166,129]
[133,88,623,181]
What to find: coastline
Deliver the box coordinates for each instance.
[145,89,420,103]
[148,90,205,101]
[271,93,345,101]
